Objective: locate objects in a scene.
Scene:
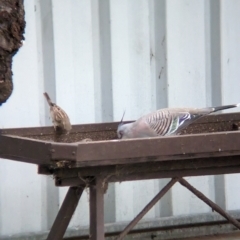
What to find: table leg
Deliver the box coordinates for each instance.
[46,186,84,240]
[179,178,240,230]
[90,177,105,240]
[116,178,178,240]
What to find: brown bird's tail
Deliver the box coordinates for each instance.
[43,92,53,106]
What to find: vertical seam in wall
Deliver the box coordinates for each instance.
[164,0,170,108]
[98,0,116,223]
[99,0,113,122]
[39,0,59,230]
[219,0,223,103]
[91,0,113,123]
[210,0,222,106]
[209,0,226,210]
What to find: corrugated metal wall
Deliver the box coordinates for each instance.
[1,0,240,237]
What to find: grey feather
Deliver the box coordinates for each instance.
[117,103,239,139]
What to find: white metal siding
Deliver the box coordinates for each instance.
[0,0,240,236]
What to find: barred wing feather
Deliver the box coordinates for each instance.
[146,110,191,136]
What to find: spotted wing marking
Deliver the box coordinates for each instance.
[166,112,191,135]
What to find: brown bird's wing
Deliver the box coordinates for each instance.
[53,105,71,129]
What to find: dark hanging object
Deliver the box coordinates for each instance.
[0,0,25,105]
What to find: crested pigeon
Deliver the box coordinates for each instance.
[43,92,72,133]
[117,103,239,139]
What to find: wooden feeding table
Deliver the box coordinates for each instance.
[1,112,240,240]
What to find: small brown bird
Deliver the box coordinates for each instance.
[43,92,72,133]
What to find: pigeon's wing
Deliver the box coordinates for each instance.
[144,109,192,136]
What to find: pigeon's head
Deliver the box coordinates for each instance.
[117,123,126,139]
[117,111,126,139]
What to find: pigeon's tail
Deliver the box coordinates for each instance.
[212,103,240,112]
[198,103,239,115]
